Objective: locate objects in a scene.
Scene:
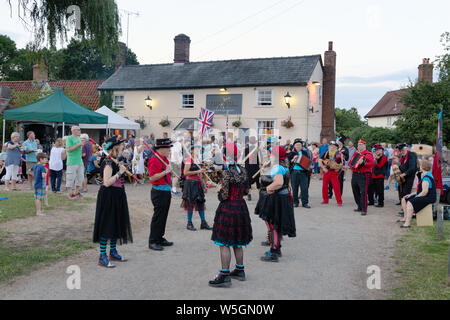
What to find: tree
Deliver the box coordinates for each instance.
[56,38,139,80]
[348,126,398,149]
[335,107,366,137]
[395,32,450,148]
[7,0,121,64]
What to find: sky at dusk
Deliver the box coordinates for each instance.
[0,0,448,116]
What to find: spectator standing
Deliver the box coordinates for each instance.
[49,138,66,193]
[347,141,356,166]
[81,134,93,192]
[4,132,22,191]
[23,131,38,189]
[65,126,86,199]
[318,138,329,180]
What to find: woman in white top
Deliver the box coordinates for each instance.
[49,138,66,193]
[133,138,145,184]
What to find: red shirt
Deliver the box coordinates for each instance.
[148,154,171,186]
[351,150,375,173]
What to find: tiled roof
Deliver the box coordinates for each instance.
[0,80,104,110]
[365,89,408,118]
[99,55,323,91]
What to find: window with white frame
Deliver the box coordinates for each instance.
[257,120,275,143]
[256,90,273,106]
[387,117,392,127]
[113,95,125,109]
[181,94,195,109]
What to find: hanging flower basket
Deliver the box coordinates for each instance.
[159,117,170,127]
[232,120,242,128]
[281,117,294,129]
[135,117,147,129]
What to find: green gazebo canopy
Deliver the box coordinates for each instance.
[4,90,108,124]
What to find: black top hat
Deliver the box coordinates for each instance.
[396,143,407,150]
[155,138,173,149]
[337,134,347,144]
[293,138,303,146]
[105,135,126,150]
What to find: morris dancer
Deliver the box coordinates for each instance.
[255,145,296,262]
[336,135,349,195]
[288,138,312,208]
[319,141,343,206]
[93,136,132,268]
[368,144,388,208]
[350,139,375,216]
[148,138,174,251]
[244,136,261,201]
[182,145,212,231]
[210,142,252,287]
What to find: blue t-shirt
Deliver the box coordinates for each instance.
[23,139,38,162]
[32,163,46,189]
[319,144,329,158]
[270,164,289,178]
[5,141,22,166]
[88,155,97,172]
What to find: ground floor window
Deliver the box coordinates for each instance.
[257,120,275,143]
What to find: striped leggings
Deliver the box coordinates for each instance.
[265,221,281,252]
[99,238,117,254]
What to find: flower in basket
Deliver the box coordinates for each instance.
[135,117,146,129]
[281,117,294,129]
[159,117,170,127]
[232,120,242,128]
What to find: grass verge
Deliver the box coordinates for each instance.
[0,191,95,223]
[0,230,95,285]
[390,220,450,299]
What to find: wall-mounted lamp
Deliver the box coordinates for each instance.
[145,96,152,110]
[312,81,321,85]
[284,92,292,109]
[309,106,319,113]
[220,88,228,93]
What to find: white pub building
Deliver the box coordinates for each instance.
[99,34,337,143]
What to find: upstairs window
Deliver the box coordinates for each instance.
[181,94,195,109]
[257,90,273,106]
[113,95,125,109]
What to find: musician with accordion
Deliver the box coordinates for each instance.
[368,144,388,208]
[349,139,375,215]
[288,138,313,208]
[319,141,343,206]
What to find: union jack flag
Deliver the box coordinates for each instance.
[198,108,215,137]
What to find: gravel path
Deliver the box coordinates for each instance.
[0,174,402,300]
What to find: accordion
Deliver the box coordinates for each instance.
[293,153,312,170]
[349,152,366,170]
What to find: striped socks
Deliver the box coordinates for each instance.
[110,238,117,251]
[99,238,108,255]
[235,264,244,270]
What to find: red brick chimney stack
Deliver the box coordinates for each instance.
[418,58,433,83]
[321,41,336,141]
[174,34,191,63]
[32,61,48,82]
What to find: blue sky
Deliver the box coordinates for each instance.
[0,0,448,116]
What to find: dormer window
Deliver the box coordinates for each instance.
[393,103,398,111]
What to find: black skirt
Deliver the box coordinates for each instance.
[181,179,205,212]
[255,190,296,238]
[93,186,133,244]
[407,195,434,213]
[211,199,253,247]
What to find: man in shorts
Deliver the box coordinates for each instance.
[65,126,86,199]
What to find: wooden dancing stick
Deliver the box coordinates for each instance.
[252,161,270,180]
[142,140,181,179]
[89,139,138,182]
[239,145,259,165]
[180,143,216,186]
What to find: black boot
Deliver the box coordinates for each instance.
[109,249,128,262]
[200,220,212,230]
[187,222,197,231]
[260,250,279,262]
[230,269,246,281]
[98,253,115,268]
[208,272,232,287]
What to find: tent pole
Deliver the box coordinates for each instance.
[2,118,5,146]
[62,122,65,138]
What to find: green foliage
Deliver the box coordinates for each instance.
[9,0,121,65]
[348,125,398,148]
[99,90,118,112]
[395,80,449,147]
[335,107,366,137]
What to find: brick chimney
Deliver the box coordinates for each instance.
[115,42,127,71]
[321,41,336,141]
[418,58,433,83]
[174,34,191,63]
[32,61,48,82]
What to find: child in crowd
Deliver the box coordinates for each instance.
[32,153,49,216]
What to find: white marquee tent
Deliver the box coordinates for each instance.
[79,106,140,131]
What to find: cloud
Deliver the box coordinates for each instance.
[366,5,381,30]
